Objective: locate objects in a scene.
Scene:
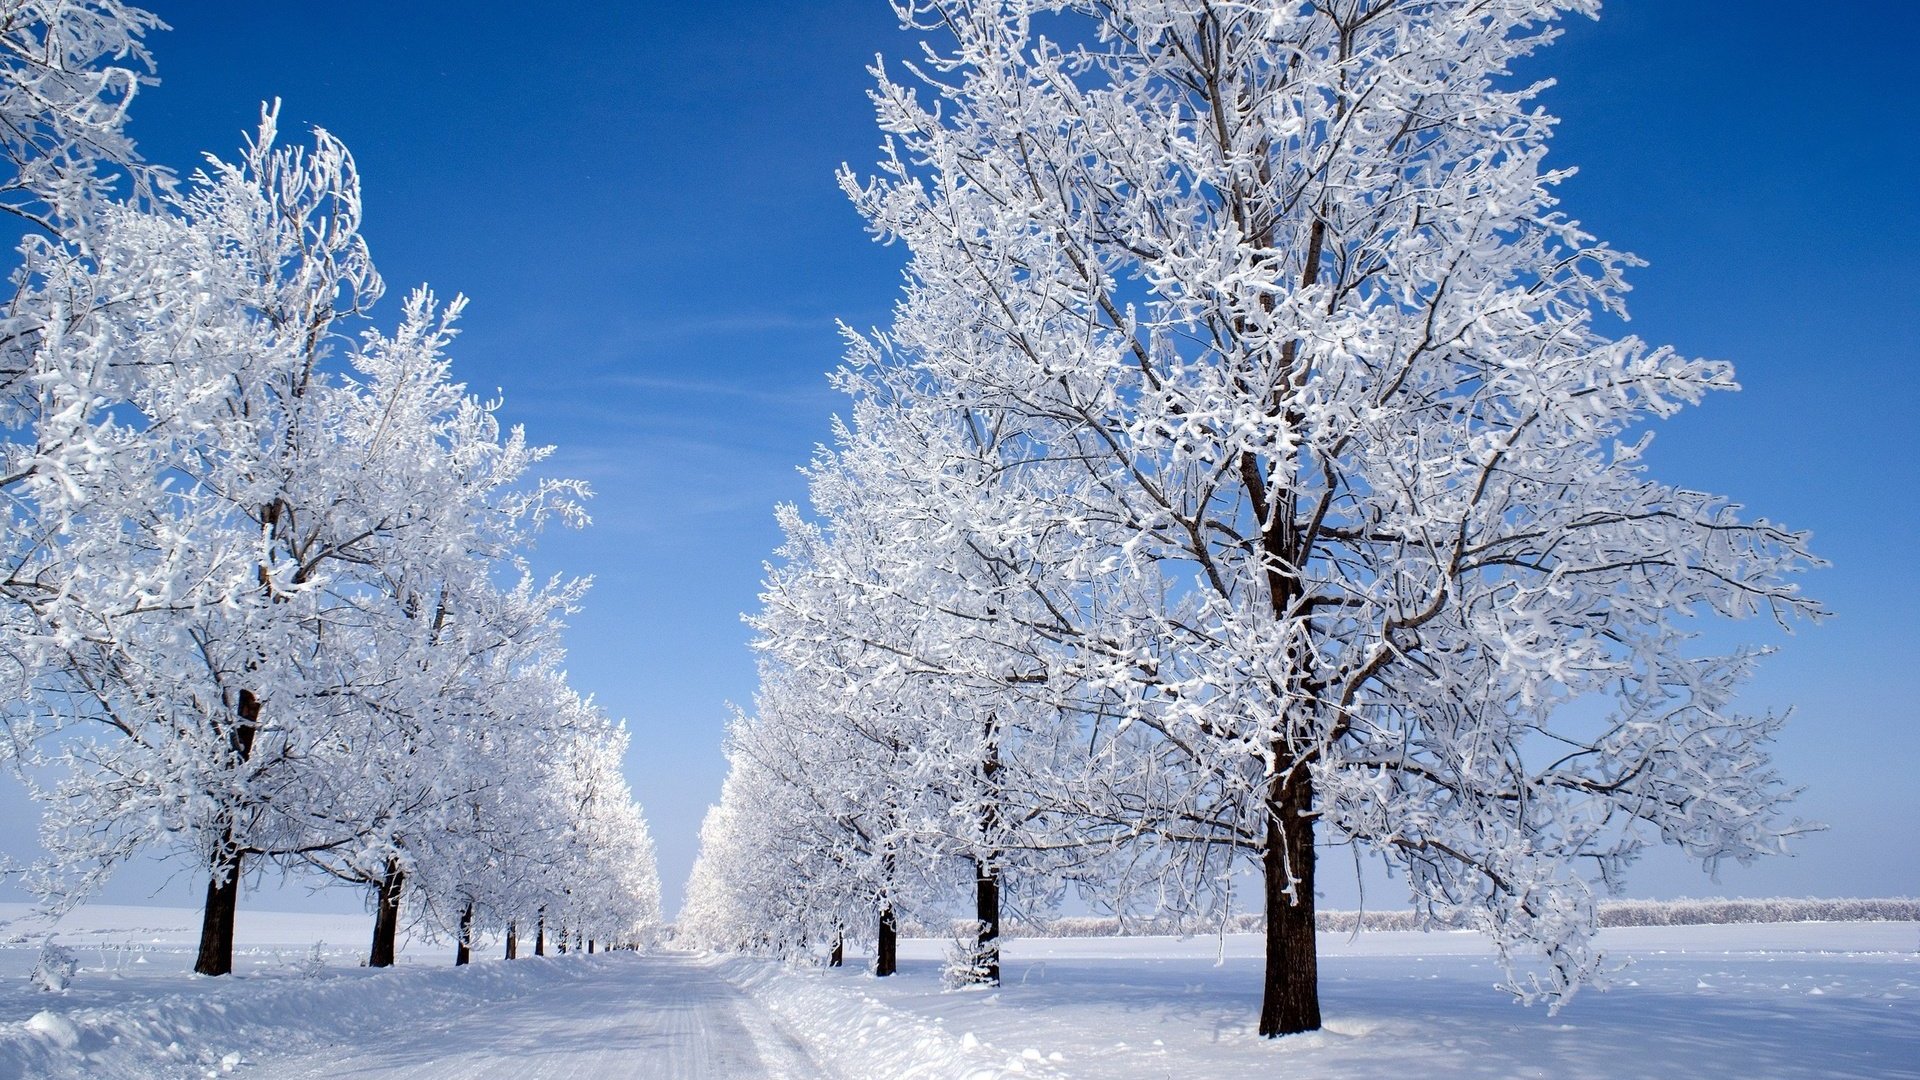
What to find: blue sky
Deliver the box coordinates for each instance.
[10,1,1913,914]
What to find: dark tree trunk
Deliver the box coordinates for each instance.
[194,690,260,978]
[829,929,843,968]
[973,857,1001,985]
[1237,204,1328,1040]
[368,857,405,968]
[505,921,518,959]
[875,906,897,978]
[194,844,243,977]
[972,714,1002,985]
[455,902,473,966]
[586,939,594,955]
[535,909,546,956]
[1258,765,1321,1037]
[557,928,569,955]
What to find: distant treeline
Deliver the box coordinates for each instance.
[935,898,1919,938]
[1591,897,1919,927]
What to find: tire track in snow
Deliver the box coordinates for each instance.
[252,952,829,1079]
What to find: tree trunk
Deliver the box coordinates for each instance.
[973,713,1002,985]
[194,843,243,977]
[535,909,546,956]
[1235,197,1327,1039]
[368,856,405,968]
[875,906,897,978]
[455,903,473,966]
[505,921,518,960]
[194,689,260,978]
[974,857,1000,985]
[829,929,843,968]
[586,939,594,955]
[1258,765,1321,1037]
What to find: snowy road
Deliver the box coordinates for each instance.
[253,952,827,1080]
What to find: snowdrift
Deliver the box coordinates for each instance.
[0,952,604,1079]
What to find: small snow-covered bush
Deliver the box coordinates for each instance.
[30,938,78,991]
[296,941,328,979]
[940,922,997,990]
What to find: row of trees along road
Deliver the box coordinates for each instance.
[686,0,1823,1038]
[0,1,660,974]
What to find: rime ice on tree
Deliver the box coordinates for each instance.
[705,0,1823,1037]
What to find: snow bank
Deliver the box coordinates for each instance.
[714,955,1070,1080]
[0,954,605,1080]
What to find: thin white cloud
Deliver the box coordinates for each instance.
[594,373,838,406]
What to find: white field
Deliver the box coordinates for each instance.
[762,924,1920,1079]
[0,903,1913,1078]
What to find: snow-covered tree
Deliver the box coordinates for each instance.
[680,736,874,960]
[2,105,653,976]
[678,763,780,952]
[375,662,660,965]
[302,573,582,967]
[0,0,164,706]
[540,712,662,952]
[736,504,946,973]
[723,376,1162,983]
[817,0,1823,1035]
[0,11,656,981]
[262,292,593,967]
[0,0,163,231]
[703,668,922,973]
[15,109,411,976]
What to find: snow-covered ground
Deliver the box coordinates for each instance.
[0,903,821,1079]
[0,904,1913,1078]
[735,923,1920,1079]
